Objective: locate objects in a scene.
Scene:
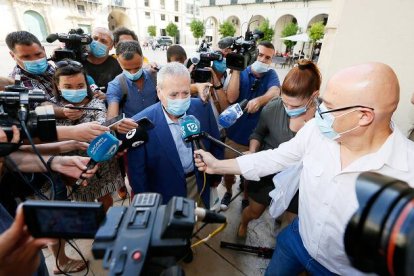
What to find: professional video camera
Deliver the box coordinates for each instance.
[0,77,57,143]
[46,28,92,62]
[190,50,223,83]
[221,28,264,71]
[23,193,226,275]
[345,172,414,276]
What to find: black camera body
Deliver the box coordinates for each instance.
[191,50,223,83]
[47,28,92,62]
[0,82,57,142]
[93,193,195,275]
[225,30,264,71]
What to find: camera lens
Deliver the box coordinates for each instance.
[344,172,414,276]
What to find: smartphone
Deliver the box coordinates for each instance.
[23,200,105,239]
[65,106,103,111]
[102,113,126,128]
[136,117,154,130]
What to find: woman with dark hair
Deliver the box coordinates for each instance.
[238,59,322,238]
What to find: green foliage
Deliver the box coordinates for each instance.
[147,25,156,37]
[308,21,325,43]
[190,19,205,40]
[281,22,299,50]
[218,21,236,38]
[166,22,179,39]
[258,19,274,42]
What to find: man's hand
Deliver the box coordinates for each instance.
[193,82,212,103]
[58,140,89,153]
[63,105,84,121]
[145,62,159,74]
[93,90,106,100]
[0,125,20,144]
[245,98,261,113]
[194,149,218,174]
[115,118,138,134]
[0,205,53,276]
[51,156,98,180]
[68,122,109,142]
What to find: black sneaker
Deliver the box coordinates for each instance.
[220,192,232,211]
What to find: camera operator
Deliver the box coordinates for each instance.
[221,41,280,210]
[82,27,122,92]
[194,62,414,275]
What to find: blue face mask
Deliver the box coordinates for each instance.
[315,102,360,140]
[284,105,307,117]
[61,88,88,103]
[213,59,227,74]
[22,57,48,75]
[90,40,108,58]
[165,96,191,116]
[251,60,270,74]
[123,69,143,81]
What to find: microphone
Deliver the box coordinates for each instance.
[190,53,200,65]
[195,207,227,223]
[46,33,59,43]
[75,132,120,186]
[218,36,235,50]
[117,126,148,152]
[179,115,202,150]
[218,99,248,128]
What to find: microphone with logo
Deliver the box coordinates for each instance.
[179,115,203,151]
[218,99,248,128]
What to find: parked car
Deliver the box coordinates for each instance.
[152,36,173,50]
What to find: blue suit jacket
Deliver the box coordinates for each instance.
[128,98,223,208]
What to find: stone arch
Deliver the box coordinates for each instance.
[273,14,298,54]
[307,13,328,30]
[23,10,48,41]
[248,15,265,31]
[108,10,132,31]
[205,16,218,46]
[226,15,241,36]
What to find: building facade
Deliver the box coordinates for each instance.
[200,0,331,56]
[0,0,202,45]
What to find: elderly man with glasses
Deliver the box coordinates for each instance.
[193,62,414,275]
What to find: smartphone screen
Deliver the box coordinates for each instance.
[23,201,105,239]
[102,113,126,128]
[136,117,154,130]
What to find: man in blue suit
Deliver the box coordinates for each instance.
[128,62,223,208]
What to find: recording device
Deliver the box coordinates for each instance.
[102,113,126,128]
[47,28,92,62]
[218,99,248,128]
[135,117,155,131]
[64,106,102,111]
[179,115,202,150]
[23,200,105,239]
[219,22,264,71]
[117,124,150,152]
[344,172,414,276]
[0,79,57,142]
[93,193,227,275]
[190,51,223,83]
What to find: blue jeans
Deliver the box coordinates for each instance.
[265,218,337,276]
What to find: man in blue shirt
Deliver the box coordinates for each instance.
[106,40,158,134]
[221,41,280,210]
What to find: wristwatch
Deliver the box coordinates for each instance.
[213,83,223,90]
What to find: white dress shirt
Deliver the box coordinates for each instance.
[237,119,414,275]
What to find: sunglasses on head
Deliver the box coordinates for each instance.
[55,60,83,69]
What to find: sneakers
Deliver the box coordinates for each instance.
[220,192,232,211]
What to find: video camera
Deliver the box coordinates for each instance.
[23,193,226,275]
[46,28,92,62]
[222,29,264,71]
[0,77,57,143]
[190,50,223,83]
[345,172,414,276]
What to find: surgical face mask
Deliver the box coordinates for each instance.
[283,98,312,117]
[90,40,108,58]
[213,59,227,74]
[315,102,360,140]
[22,57,48,75]
[61,88,88,103]
[251,60,270,74]
[123,69,143,81]
[165,96,191,117]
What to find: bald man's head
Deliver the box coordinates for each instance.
[324,62,399,120]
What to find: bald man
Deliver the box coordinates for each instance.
[194,62,414,275]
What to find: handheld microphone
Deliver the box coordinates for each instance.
[179,115,202,150]
[218,99,248,128]
[117,126,148,152]
[195,208,227,223]
[75,132,120,186]
[190,53,201,65]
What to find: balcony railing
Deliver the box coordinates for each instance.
[109,0,124,7]
[78,0,101,3]
[200,0,320,6]
[15,0,52,4]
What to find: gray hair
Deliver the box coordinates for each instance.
[157,62,191,89]
[92,27,114,42]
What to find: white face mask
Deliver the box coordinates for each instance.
[251,61,270,74]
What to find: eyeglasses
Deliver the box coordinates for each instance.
[316,97,374,119]
[251,79,261,91]
[55,60,83,69]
